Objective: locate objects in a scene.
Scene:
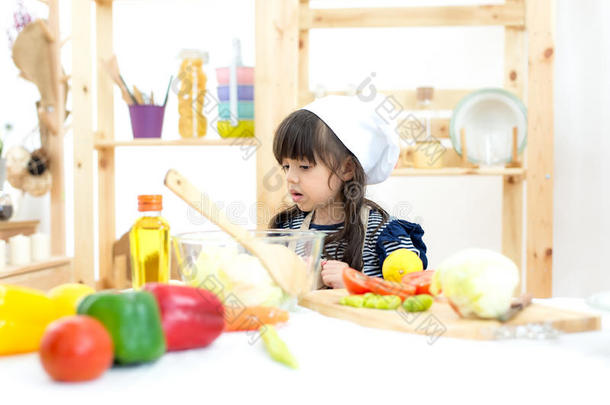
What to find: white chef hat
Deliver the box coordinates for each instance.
[301,95,399,185]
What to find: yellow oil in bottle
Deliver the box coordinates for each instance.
[129,195,170,289]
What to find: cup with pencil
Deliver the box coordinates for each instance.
[102,55,172,139]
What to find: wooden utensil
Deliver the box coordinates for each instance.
[164,169,311,297]
[101,54,137,105]
[132,85,144,105]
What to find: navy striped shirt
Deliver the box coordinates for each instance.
[274,208,426,278]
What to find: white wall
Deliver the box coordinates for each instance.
[0,0,607,297]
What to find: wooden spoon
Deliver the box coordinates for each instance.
[164,169,311,297]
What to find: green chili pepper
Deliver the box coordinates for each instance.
[378,295,401,310]
[339,295,365,308]
[347,293,401,310]
[363,294,379,308]
[403,294,434,312]
[260,325,298,369]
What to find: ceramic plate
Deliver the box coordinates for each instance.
[449,88,527,165]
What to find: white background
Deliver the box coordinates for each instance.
[0,0,607,297]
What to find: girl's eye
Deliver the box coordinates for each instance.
[281,165,289,172]
[299,165,310,170]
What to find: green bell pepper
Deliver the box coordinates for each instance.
[77,291,166,364]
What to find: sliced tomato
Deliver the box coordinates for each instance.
[366,277,416,301]
[401,270,435,295]
[342,267,371,295]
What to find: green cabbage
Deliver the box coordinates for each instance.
[432,248,519,319]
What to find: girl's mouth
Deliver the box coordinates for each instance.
[290,191,303,202]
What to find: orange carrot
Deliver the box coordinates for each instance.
[225,306,289,332]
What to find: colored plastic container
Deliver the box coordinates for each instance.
[218,102,254,120]
[217,120,254,138]
[215,66,254,85]
[129,105,165,139]
[217,85,254,101]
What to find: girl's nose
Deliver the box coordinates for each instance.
[286,168,298,184]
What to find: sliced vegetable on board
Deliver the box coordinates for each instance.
[342,267,370,295]
[401,270,436,295]
[342,267,416,301]
[340,293,401,310]
[366,277,416,301]
[403,294,434,312]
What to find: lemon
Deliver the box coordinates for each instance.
[382,249,424,282]
[48,283,95,317]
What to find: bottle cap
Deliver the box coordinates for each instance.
[138,195,162,212]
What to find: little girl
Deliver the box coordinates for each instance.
[269,95,427,289]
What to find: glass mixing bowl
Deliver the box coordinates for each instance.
[172,230,326,309]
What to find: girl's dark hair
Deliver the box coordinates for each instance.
[269,109,389,270]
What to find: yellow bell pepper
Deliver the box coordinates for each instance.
[0,320,48,355]
[48,283,95,317]
[0,285,58,355]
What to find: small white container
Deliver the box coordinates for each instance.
[9,234,31,266]
[0,240,6,271]
[31,233,51,262]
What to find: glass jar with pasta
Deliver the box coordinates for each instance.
[176,49,209,138]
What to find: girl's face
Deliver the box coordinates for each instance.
[281,157,343,213]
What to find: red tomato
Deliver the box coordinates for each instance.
[401,270,436,295]
[342,267,371,295]
[366,277,416,301]
[39,315,113,382]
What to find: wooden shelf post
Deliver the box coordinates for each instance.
[255,0,300,228]
[525,0,555,297]
[72,0,95,286]
[96,1,116,289]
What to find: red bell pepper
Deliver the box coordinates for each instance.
[143,283,225,352]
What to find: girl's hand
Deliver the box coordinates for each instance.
[321,260,348,289]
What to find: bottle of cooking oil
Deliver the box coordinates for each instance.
[129,195,170,289]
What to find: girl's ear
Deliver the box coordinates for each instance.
[341,157,355,181]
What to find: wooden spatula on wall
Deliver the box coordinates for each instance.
[164,169,311,297]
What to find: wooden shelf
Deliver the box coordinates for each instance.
[0,256,72,279]
[94,138,259,149]
[0,220,39,232]
[391,167,526,177]
[300,4,525,29]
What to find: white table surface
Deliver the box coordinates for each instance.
[1,298,609,404]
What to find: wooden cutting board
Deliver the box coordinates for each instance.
[299,289,601,340]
